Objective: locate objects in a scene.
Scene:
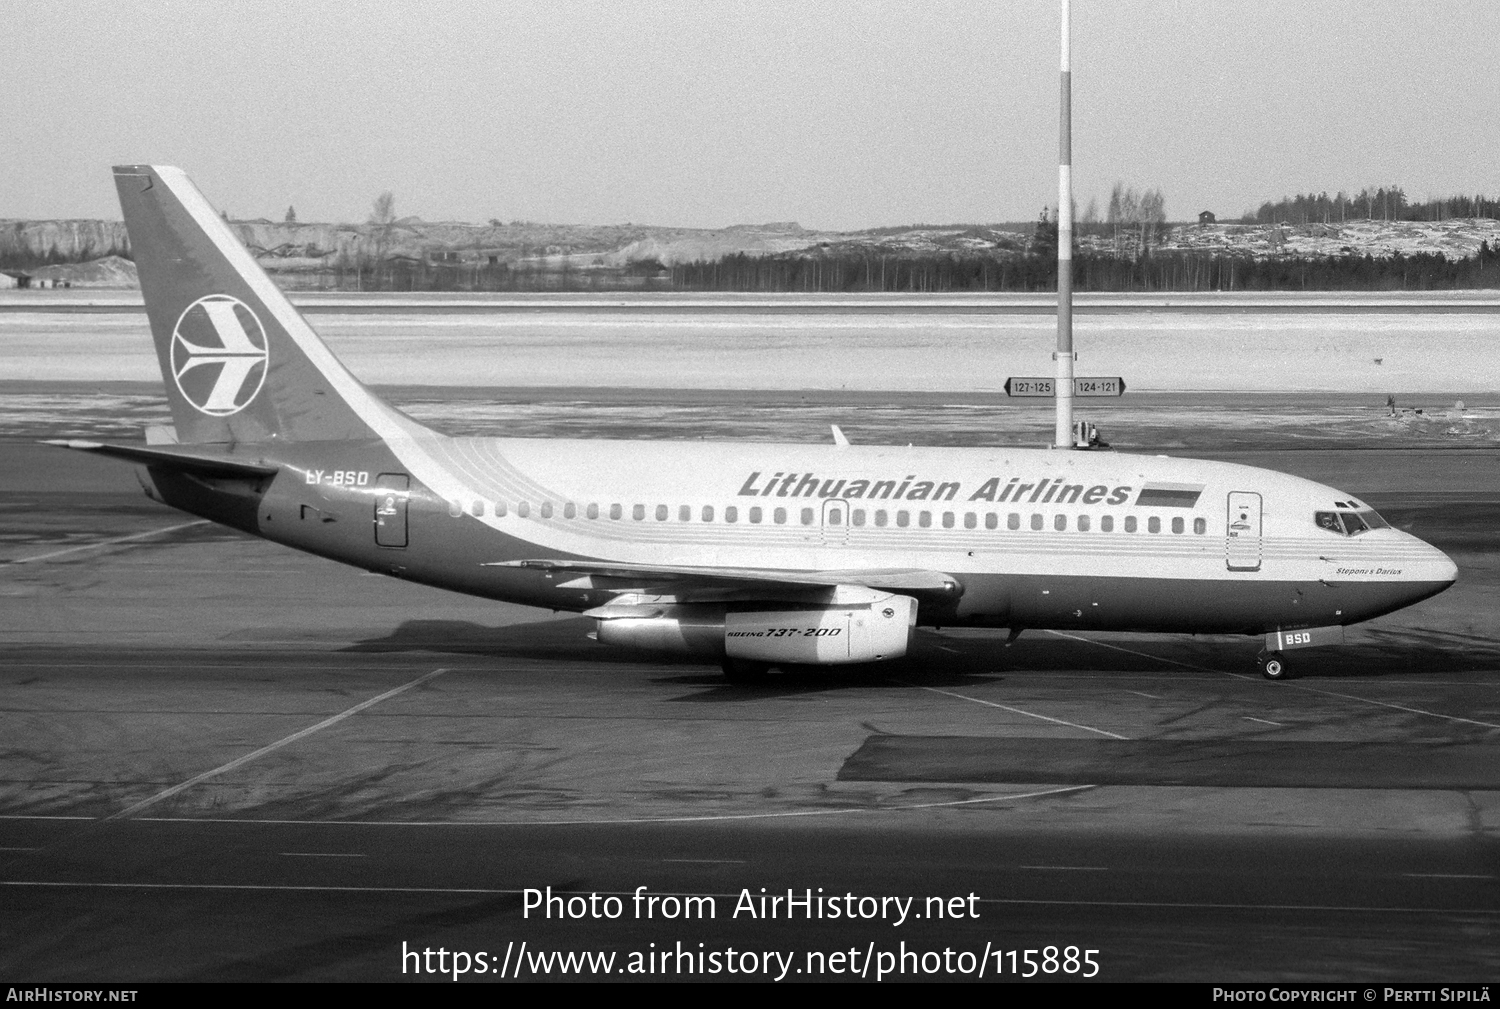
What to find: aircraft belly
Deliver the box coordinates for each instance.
[952,572,1449,635]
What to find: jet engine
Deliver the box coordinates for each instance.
[593,588,918,665]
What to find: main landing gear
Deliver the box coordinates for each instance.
[1256,650,1293,681]
[721,657,771,684]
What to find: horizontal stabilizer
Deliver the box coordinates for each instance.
[44,439,279,478]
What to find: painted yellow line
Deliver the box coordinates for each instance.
[904,680,1129,740]
[6,520,210,565]
[1043,629,1230,674]
[1285,682,1500,731]
[18,784,1097,829]
[107,667,449,820]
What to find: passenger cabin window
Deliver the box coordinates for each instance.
[1124,516,1137,533]
[896,511,910,528]
[1054,514,1067,531]
[679,505,691,521]
[702,505,714,522]
[774,507,787,524]
[517,501,530,518]
[725,506,738,523]
[801,508,814,525]
[655,504,668,521]
[875,510,888,527]
[1172,517,1183,534]
[1148,516,1161,533]
[1078,515,1091,532]
[1194,517,1206,534]
[749,507,762,523]
[1100,515,1112,532]
[984,513,997,530]
[610,503,621,520]
[496,500,508,517]
[1030,514,1043,531]
[632,504,645,520]
[919,511,932,528]
[541,502,553,518]
[852,509,866,526]
[1007,513,1020,530]
[964,512,977,529]
[586,503,598,519]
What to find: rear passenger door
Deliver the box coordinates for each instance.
[374,473,410,548]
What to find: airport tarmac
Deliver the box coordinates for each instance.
[2,388,1499,982]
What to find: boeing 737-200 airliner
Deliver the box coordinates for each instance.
[51,166,1457,681]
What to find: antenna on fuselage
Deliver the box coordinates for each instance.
[1053,0,1075,450]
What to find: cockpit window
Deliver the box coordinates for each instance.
[1314,509,1389,536]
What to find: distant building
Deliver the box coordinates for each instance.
[1198,210,1216,225]
[0,270,32,289]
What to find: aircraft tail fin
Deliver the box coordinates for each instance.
[113,165,420,445]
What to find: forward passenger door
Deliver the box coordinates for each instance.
[1225,491,1262,572]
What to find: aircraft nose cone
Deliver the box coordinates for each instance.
[1403,531,1457,595]
[1432,544,1458,585]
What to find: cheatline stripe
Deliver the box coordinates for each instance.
[106,667,449,820]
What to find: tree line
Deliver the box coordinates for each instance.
[1251,186,1500,224]
[666,245,1500,292]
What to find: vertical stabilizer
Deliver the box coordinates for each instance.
[114,165,415,445]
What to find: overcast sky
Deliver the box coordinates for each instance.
[5,0,1499,229]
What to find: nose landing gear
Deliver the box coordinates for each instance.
[1256,650,1292,680]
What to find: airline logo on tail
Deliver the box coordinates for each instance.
[170,294,269,416]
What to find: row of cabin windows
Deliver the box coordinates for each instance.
[448,498,1209,535]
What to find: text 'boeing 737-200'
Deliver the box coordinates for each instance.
[48,166,1457,681]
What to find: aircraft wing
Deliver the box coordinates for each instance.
[44,439,279,478]
[485,558,962,605]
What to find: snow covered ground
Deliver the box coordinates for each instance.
[4,300,1498,394]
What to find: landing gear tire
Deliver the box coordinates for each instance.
[1257,651,1291,681]
[721,658,771,684]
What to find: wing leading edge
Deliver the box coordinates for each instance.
[485,558,963,607]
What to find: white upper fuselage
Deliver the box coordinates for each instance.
[387,435,1455,589]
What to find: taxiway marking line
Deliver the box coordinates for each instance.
[8,785,1096,829]
[662,859,747,864]
[5,521,210,565]
[1126,690,1161,699]
[905,681,1128,740]
[106,667,450,821]
[1283,682,1500,731]
[1403,873,1495,880]
[1047,631,1500,728]
[281,852,366,858]
[1042,630,1233,674]
[1018,865,1108,871]
[1243,716,1285,726]
[1,880,1493,915]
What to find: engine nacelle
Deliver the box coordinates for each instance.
[594,590,918,666]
